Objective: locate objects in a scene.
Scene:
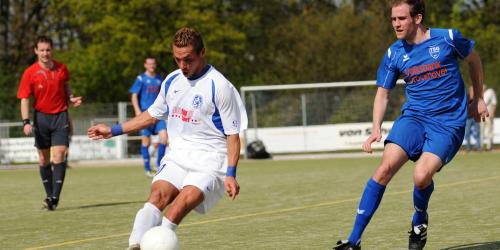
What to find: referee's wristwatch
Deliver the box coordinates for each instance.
[22,119,31,127]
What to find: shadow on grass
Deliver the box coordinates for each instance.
[57,200,145,211]
[441,241,500,250]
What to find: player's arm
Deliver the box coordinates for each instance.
[131,93,141,116]
[465,50,489,121]
[363,87,390,154]
[20,98,32,136]
[62,66,82,107]
[18,70,34,135]
[216,81,242,200]
[225,134,240,200]
[87,111,157,140]
[65,83,82,107]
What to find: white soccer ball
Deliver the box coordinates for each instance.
[140,226,180,250]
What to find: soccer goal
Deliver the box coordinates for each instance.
[240,80,406,157]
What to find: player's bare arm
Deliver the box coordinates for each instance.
[64,82,82,107]
[465,50,489,122]
[20,98,33,135]
[130,93,142,116]
[363,87,390,154]
[225,134,240,200]
[88,111,157,140]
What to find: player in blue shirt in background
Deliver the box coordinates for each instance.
[130,56,168,177]
[334,1,489,250]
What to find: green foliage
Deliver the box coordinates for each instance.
[0,0,498,121]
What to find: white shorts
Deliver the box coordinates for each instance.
[152,148,227,214]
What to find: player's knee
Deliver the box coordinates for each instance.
[38,152,50,165]
[38,158,50,166]
[413,170,432,189]
[148,190,167,209]
[166,201,191,224]
[373,163,395,185]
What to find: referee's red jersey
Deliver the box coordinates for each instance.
[17,60,70,114]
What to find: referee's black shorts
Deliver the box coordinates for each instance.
[33,111,70,149]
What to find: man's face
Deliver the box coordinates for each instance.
[172,45,205,78]
[34,42,52,64]
[391,3,420,40]
[144,58,157,73]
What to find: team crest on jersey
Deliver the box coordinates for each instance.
[429,46,440,59]
[192,95,203,109]
[232,120,239,129]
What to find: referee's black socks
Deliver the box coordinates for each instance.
[39,164,53,198]
[52,162,66,202]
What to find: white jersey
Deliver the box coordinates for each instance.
[148,65,247,153]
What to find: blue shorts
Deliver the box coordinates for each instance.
[140,120,166,136]
[385,114,465,166]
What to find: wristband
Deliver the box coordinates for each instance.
[22,119,31,126]
[111,124,123,137]
[226,166,237,177]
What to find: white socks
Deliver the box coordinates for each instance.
[162,216,178,231]
[128,202,162,245]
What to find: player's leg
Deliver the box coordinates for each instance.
[485,118,493,150]
[344,143,408,246]
[479,122,485,150]
[140,131,153,176]
[472,121,481,151]
[336,115,424,249]
[156,120,168,168]
[129,180,180,246]
[464,118,472,151]
[164,170,225,226]
[128,162,186,247]
[50,112,71,208]
[37,148,54,209]
[33,112,56,210]
[65,115,73,168]
[409,122,464,250]
[408,153,441,250]
[51,145,67,208]
[165,185,204,225]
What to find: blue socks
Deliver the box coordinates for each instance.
[348,178,386,246]
[157,143,166,167]
[140,146,151,172]
[412,181,434,226]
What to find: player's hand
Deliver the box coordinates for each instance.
[70,95,83,107]
[87,124,112,140]
[363,131,382,154]
[471,98,489,122]
[224,177,240,200]
[23,124,33,136]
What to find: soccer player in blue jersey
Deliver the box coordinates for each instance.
[334,1,489,250]
[130,56,168,177]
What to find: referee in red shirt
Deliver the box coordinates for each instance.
[17,36,82,211]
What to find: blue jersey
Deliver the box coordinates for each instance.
[129,73,164,111]
[377,28,475,127]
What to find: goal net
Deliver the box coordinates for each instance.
[240,80,406,156]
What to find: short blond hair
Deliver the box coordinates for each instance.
[173,27,204,54]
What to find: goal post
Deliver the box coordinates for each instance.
[240,80,406,158]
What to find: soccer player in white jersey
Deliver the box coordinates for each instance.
[87,27,247,249]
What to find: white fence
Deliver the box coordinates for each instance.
[245,119,500,154]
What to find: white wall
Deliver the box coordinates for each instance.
[0,136,123,164]
[245,118,500,154]
[1,118,499,163]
